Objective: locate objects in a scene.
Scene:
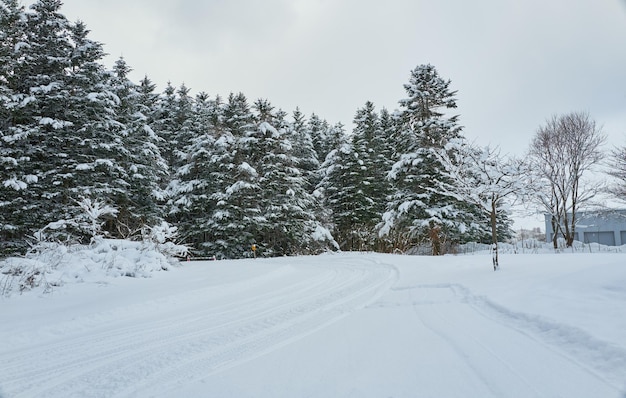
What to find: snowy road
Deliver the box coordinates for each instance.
[1,252,625,397]
[0,255,397,397]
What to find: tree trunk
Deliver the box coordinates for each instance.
[490,201,499,270]
[429,223,441,256]
[569,206,577,247]
[562,211,574,248]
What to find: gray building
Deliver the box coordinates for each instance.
[545,210,626,246]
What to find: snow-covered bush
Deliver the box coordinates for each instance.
[310,224,340,253]
[142,221,189,258]
[0,257,56,296]
[0,238,67,296]
[0,232,188,297]
[75,197,119,241]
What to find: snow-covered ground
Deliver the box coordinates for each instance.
[1,250,626,397]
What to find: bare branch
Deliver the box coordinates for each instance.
[607,144,626,200]
[528,111,606,247]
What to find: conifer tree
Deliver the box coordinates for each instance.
[14,0,76,237]
[137,76,158,112]
[308,113,325,164]
[171,84,194,169]
[0,0,30,253]
[254,100,321,255]
[317,135,359,250]
[309,113,342,165]
[153,82,178,173]
[198,124,237,257]
[1,1,151,245]
[290,107,319,193]
[377,108,398,169]
[202,92,260,258]
[288,108,336,253]
[318,102,390,251]
[1,0,99,243]
[0,0,347,256]
[68,21,127,210]
[351,102,391,249]
[109,58,168,236]
[170,91,225,252]
[380,64,470,254]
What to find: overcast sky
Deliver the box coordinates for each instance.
[17,0,626,228]
[36,0,625,158]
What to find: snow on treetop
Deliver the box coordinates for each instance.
[238,162,258,177]
[38,117,73,129]
[3,177,27,191]
[259,121,279,137]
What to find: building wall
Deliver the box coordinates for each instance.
[544,210,626,246]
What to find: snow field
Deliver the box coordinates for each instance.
[1,251,625,397]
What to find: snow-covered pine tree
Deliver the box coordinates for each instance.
[290,107,320,193]
[2,0,128,247]
[153,82,200,229]
[201,92,260,258]
[326,122,346,161]
[197,122,236,257]
[253,100,320,256]
[165,86,196,214]
[67,21,129,240]
[380,64,471,255]
[170,83,194,169]
[2,1,170,246]
[308,113,345,166]
[351,101,392,250]
[137,75,160,127]
[0,0,30,253]
[0,0,25,105]
[318,102,390,251]
[308,113,326,164]
[377,107,398,170]
[317,133,359,250]
[169,91,223,252]
[374,108,401,252]
[192,91,215,133]
[135,74,170,201]
[287,108,336,252]
[1,0,92,244]
[109,58,168,237]
[309,118,344,244]
[152,82,178,174]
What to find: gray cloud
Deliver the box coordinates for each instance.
[31,0,626,155]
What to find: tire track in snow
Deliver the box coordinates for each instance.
[0,266,337,397]
[450,283,626,392]
[122,257,397,398]
[409,286,542,397]
[405,283,622,397]
[0,257,396,398]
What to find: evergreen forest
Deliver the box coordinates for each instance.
[1,0,512,259]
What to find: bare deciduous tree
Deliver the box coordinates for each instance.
[529,111,606,248]
[608,144,626,200]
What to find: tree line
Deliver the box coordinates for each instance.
[2,1,624,259]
